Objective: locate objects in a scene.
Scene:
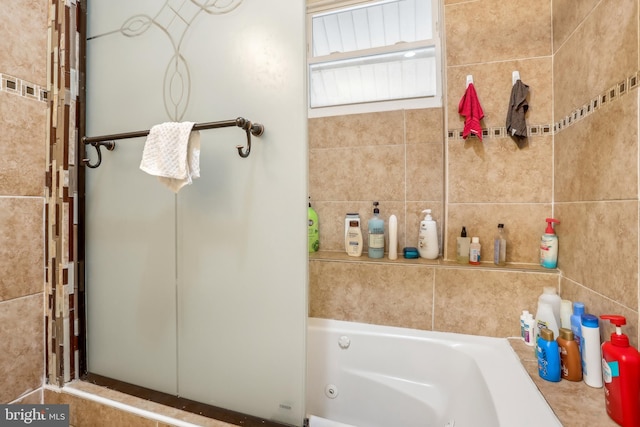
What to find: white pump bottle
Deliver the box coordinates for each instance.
[418,209,439,259]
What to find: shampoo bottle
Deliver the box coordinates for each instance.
[533,287,562,346]
[388,214,398,260]
[308,198,319,253]
[456,227,471,264]
[557,327,582,381]
[537,328,561,382]
[524,312,536,346]
[368,201,384,258]
[540,218,560,268]
[418,209,439,259]
[600,314,640,427]
[570,301,585,356]
[581,313,603,388]
[469,237,481,265]
[493,223,506,265]
[345,219,363,257]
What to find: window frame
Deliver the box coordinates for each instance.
[306,0,443,118]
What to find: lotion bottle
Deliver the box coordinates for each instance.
[367,201,384,258]
[469,237,481,265]
[418,209,439,259]
[600,314,640,427]
[345,219,363,257]
[533,287,561,351]
[537,328,561,382]
[581,313,603,388]
[456,226,471,264]
[540,218,560,268]
[557,327,582,381]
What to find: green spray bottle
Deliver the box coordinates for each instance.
[308,197,319,252]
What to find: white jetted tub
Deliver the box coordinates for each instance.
[306,318,561,427]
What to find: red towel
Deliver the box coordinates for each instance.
[458,83,484,141]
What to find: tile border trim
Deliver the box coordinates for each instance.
[447,70,640,140]
[0,73,48,103]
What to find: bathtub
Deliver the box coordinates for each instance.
[306,318,561,427]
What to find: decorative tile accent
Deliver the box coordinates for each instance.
[45,0,82,387]
[0,73,47,102]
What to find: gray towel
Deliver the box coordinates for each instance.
[506,80,529,139]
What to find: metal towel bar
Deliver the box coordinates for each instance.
[81,117,264,168]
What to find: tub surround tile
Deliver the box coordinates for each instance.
[553,0,638,120]
[561,277,639,349]
[447,134,553,204]
[446,58,553,131]
[445,0,551,67]
[554,95,638,203]
[0,294,44,403]
[0,1,49,84]
[406,142,443,202]
[309,145,405,202]
[433,268,558,337]
[446,203,551,264]
[405,108,444,144]
[555,202,638,311]
[552,0,600,52]
[0,198,44,302]
[309,260,434,330]
[308,110,404,150]
[0,91,47,196]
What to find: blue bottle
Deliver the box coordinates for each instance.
[537,328,561,382]
[570,301,585,356]
[367,201,384,258]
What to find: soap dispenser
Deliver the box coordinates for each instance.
[367,201,384,258]
[540,218,560,268]
[600,314,640,427]
[418,209,439,259]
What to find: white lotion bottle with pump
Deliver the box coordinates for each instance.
[418,209,439,259]
[540,218,560,268]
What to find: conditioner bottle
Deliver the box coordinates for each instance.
[600,314,640,427]
[581,313,603,388]
[557,328,582,381]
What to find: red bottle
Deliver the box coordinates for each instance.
[600,315,640,427]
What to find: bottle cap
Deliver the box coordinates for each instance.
[572,301,585,315]
[600,314,630,347]
[544,218,560,234]
[471,237,479,243]
[543,286,557,295]
[581,313,599,328]
[540,328,554,341]
[559,328,573,341]
[461,227,467,237]
[498,223,504,229]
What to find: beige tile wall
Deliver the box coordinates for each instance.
[553,0,640,346]
[0,0,48,404]
[309,0,640,348]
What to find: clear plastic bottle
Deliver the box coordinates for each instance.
[469,237,481,265]
[367,201,384,258]
[456,226,470,264]
[493,223,506,265]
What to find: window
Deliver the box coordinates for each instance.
[307,0,441,117]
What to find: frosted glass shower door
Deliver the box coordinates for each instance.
[84,1,307,425]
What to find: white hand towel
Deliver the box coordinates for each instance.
[139,122,201,192]
[307,415,357,427]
